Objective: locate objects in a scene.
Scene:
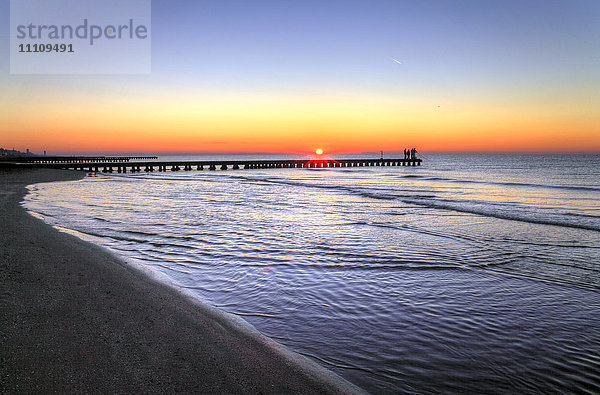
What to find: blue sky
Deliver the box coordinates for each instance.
[1,0,599,153]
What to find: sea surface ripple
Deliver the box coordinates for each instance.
[24,154,600,393]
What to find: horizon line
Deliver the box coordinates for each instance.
[9,150,600,156]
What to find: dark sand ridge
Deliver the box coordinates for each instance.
[0,168,364,393]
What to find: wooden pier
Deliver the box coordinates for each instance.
[0,157,421,172]
[6,156,158,164]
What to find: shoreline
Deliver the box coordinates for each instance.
[0,168,363,393]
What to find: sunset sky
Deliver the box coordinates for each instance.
[1,0,599,155]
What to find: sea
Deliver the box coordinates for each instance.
[23,154,600,393]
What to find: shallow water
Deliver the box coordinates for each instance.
[24,154,600,393]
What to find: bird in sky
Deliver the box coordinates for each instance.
[391,57,402,65]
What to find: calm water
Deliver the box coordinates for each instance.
[24,154,600,393]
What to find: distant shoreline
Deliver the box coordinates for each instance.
[0,168,362,393]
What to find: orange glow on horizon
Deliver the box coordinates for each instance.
[1,89,598,155]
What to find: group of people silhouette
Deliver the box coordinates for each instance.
[403,148,417,160]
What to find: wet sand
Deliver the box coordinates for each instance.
[0,168,363,393]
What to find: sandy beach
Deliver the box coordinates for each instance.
[0,168,362,393]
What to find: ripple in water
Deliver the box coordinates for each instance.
[24,154,600,393]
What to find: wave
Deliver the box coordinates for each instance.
[400,197,600,232]
[232,175,600,232]
[122,229,159,237]
[476,265,600,292]
[398,174,600,193]
[230,311,277,318]
[103,164,600,194]
[105,173,216,183]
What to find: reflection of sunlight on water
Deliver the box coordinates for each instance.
[20,154,600,393]
[26,210,45,221]
[54,225,106,243]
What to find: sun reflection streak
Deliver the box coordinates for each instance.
[303,149,340,169]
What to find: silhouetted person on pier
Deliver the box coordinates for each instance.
[411,148,416,159]
[404,148,408,159]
